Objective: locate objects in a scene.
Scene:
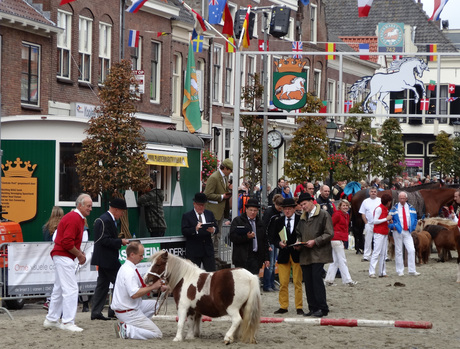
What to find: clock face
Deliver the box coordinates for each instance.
[268,130,284,149]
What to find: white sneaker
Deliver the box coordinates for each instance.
[347,281,358,287]
[114,321,127,339]
[60,323,83,332]
[43,318,60,328]
[398,273,404,277]
[369,274,376,278]
[409,271,420,276]
[325,281,337,286]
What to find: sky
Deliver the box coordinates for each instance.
[420,0,459,29]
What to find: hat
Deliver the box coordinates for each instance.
[245,198,260,208]
[281,198,297,207]
[298,193,314,203]
[110,198,127,210]
[222,158,233,171]
[193,192,208,204]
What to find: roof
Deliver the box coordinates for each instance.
[0,0,55,27]
[143,128,204,149]
[324,0,457,53]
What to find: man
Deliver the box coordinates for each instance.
[138,175,167,237]
[44,193,92,332]
[315,185,336,216]
[272,198,303,315]
[388,192,420,277]
[294,193,333,318]
[91,198,130,321]
[358,187,381,260]
[182,192,217,272]
[230,198,270,275]
[111,241,165,340]
[294,180,307,197]
[204,158,232,256]
[268,178,285,206]
[447,189,460,222]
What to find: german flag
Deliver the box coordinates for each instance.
[427,44,437,62]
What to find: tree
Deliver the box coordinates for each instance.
[433,130,455,178]
[76,60,150,237]
[376,118,405,183]
[284,93,329,183]
[452,136,460,179]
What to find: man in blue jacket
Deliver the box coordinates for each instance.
[388,192,420,277]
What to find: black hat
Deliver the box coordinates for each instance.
[245,198,260,208]
[298,193,314,203]
[110,198,127,210]
[193,192,208,204]
[281,198,297,207]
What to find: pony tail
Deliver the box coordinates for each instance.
[239,274,261,343]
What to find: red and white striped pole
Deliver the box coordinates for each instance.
[154,315,432,329]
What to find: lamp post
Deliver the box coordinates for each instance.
[326,118,338,188]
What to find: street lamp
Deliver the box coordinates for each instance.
[326,118,338,188]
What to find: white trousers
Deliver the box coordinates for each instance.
[325,241,353,284]
[393,229,417,274]
[369,234,388,276]
[363,223,374,260]
[116,300,162,340]
[46,255,79,324]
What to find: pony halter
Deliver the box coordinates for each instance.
[148,270,165,279]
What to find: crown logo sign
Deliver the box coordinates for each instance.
[2,158,37,178]
[275,58,307,73]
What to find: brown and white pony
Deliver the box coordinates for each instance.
[145,251,261,344]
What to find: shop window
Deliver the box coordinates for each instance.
[148,165,171,204]
[406,142,424,156]
[58,142,83,203]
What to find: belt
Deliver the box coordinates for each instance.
[115,309,135,314]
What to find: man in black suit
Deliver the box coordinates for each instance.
[182,193,217,272]
[272,198,303,315]
[91,198,129,321]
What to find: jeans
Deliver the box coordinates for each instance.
[263,244,277,290]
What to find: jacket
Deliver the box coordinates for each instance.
[137,188,167,231]
[91,211,123,269]
[272,214,300,264]
[373,204,389,235]
[331,210,349,241]
[181,209,217,259]
[204,169,230,220]
[388,203,417,234]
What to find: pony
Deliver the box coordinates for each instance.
[275,77,305,100]
[349,58,429,113]
[411,230,432,264]
[144,250,261,344]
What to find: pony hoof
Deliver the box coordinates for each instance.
[173,337,182,342]
[224,337,234,345]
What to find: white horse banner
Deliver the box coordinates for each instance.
[273,58,308,111]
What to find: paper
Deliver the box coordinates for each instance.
[288,241,308,247]
[278,226,287,242]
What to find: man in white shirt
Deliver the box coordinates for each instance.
[358,187,381,261]
[111,241,166,340]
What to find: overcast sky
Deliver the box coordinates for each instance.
[420,0,459,29]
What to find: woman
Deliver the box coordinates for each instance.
[369,193,393,278]
[282,185,293,199]
[325,199,357,287]
[42,206,64,241]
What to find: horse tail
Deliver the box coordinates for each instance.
[239,274,261,344]
[348,76,371,99]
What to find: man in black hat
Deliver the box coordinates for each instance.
[230,198,269,275]
[272,198,304,315]
[181,193,218,272]
[91,198,130,321]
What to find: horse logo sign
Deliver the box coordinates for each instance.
[273,58,308,111]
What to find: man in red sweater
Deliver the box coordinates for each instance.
[44,193,93,332]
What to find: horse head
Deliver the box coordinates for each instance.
[144,250,168,285]
[415,59,429,77]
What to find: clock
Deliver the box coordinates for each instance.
[267,129,284,149]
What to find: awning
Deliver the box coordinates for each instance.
[144,144,189,167]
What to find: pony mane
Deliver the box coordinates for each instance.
[153,250,202,288]
[387,57,416,72]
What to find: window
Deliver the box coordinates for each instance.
[406,142,424,156]
[213,44,223,102]
[327,80,336,114]
[172,53,181,115]
[196,59,204,111]
[224,128,231,159]
[313,70,321,97]
[426,85,448,124]
[224,52,234,104]
[427,142,436,156]
[130,37,142,70]
[57,10,71,79]
[58,142,83,203]
[21,42,40,105]
[148,165,171,204]
[247,55,255,87]
[310,5,317,43]
[78,16,92,82]
[98,22,111,84]
[150,41,160,102]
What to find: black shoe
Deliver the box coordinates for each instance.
[312,310,326,318]
[274,308,288,314]
[356,250,363,255]
[303,310,314,317]
[296,309,304,315]
[82,303,89,313]
[263,288,274,292]
[91,314,110,321]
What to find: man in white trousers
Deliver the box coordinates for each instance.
[358,187,381,261]
[111,241,166,340]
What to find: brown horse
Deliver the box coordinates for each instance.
[411,230,432,264]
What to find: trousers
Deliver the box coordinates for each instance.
[115,300,162,340]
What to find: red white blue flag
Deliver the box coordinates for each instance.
[344,100,353,113]
[126,0,149,13]
[292,41,303,59]
[128,30,140,47]
[446,97,458,103]
[359,43,370,60]
[358,0,373,17]
[191,9,207,39]
[429,0,449,21]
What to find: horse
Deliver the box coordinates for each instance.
[275,76,305,100]
[144,251,261,344]
[348,58,429,113]
[411,230,432,264]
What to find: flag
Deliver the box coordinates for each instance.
[126,0,149,13]
[60,0,76,5]
[393,55,402,60]
[429,0,449,21]
[446,97,458,103]
[226,37,235,52]
[241,7,251,48]
[319,101,327,113]
[182,41,202,133]
[344,100,353,113]
[157,32,169,37]
[192,35,204,53]
[191,9,207,39]
[128,30,140,48]
[208,0,226,25]
[428,80,436,91]
[300,0,310,5]
[292,41,303,59]
[449,84,456,94]
[326,43,336,60]
[394,99,403,113]
[359,43,370,60]
[358,0,373,17]
[269,101,280,112]
[427,44,437,62]
[258,40,269,51]
[420,98,429,111]
[222,3,233,36]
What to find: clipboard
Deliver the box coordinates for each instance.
[288,241,308,247]
[235,225,250,235]
[200,222,215,229]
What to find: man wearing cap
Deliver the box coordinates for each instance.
[295,193,333,318]
[204,158,233,257]
[230,198,270,275]
[91,198,130,321]
[182,193,218,272]
[272,198,303,315]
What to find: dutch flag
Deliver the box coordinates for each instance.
[126,0,149,14]
[128,30,140,48]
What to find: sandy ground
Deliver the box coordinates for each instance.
[1,249,460,349]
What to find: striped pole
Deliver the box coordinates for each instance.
[154,315,432,329]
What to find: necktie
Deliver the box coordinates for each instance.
[114,220,117,228]
[250,219,258,252]
[198,214,203,223]
[402,205,408,231]
[135,269,147,288]
[286,217,291,234]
